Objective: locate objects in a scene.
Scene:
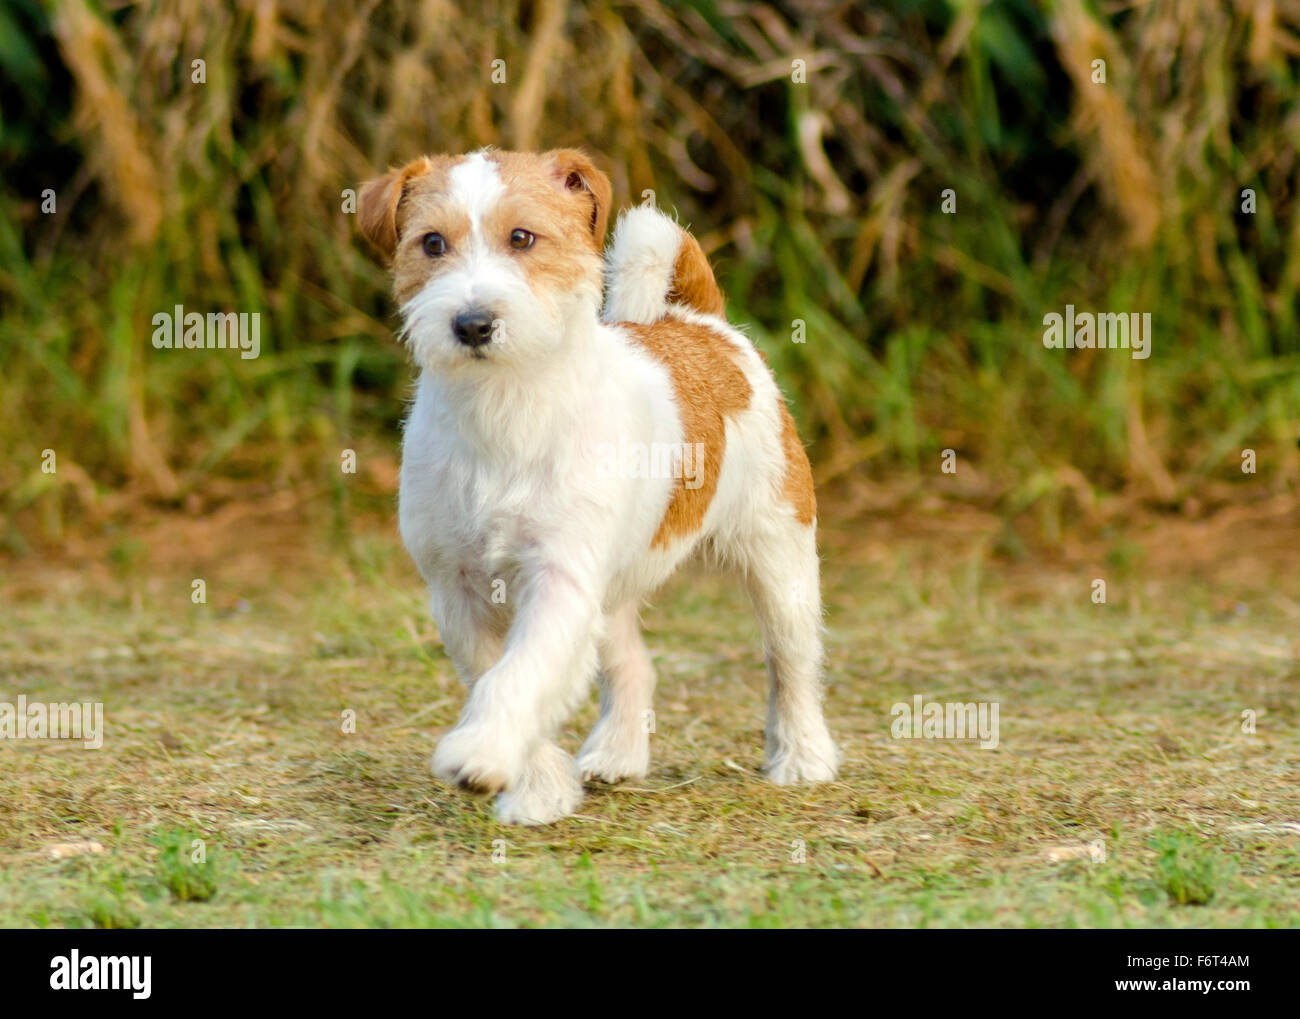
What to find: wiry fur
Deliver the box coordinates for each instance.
[358,148,839,825]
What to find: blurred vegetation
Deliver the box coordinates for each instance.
[1,0,1298,552]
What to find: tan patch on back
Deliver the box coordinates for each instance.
[667,230,725,316]
[778,403,816,525]
[622,320,752,547]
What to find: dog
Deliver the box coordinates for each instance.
[358,148,839,824]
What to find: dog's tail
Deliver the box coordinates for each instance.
[603,205,724,324]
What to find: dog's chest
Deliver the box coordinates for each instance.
[399,413,572,587]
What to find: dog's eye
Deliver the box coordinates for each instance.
[422,232,447,257]
[509,229,535,250]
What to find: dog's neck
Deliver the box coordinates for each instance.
[420,309,606,466]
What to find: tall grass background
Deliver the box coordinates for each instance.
[1,0,1297,554]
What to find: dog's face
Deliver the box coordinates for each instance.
[358,149,611,373]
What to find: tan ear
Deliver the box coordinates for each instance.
[357,157,432,260]
[548,148,612,248]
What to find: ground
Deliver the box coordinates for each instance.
[1,494,1298,928]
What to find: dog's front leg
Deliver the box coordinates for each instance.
[432,563,601,819]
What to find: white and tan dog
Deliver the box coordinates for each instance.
[358,148,838,824]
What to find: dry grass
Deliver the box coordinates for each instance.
[1,507,1297,928]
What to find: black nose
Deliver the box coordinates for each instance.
[452,308,495,347]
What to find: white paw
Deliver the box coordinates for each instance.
[432,722,525,795]
[577,722,649,783]
[765,728,840,785]
[496,745,583,825]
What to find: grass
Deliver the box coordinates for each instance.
[1152,831,1225,907]
[2,508,1298,928]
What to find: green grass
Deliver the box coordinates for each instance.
[1,516,1297,928]
[1152,830,1225,907]
[151,828,223,903]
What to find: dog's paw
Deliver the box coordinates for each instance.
[765,729,840,785]
[432,723,524,795]
[496,743,583,825]
[577,722,649,783]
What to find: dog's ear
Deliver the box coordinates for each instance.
[357,158,433,260]
[547,148,612,249]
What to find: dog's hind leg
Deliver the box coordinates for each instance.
[739,518,840,784]
[430,581,504,687]
[577,601,655,782]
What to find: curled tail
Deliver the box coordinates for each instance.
[603,206,725,324]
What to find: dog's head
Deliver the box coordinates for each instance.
[358,148,611,373]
